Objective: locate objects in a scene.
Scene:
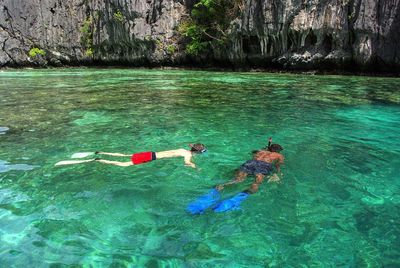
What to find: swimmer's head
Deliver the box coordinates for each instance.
[267,144,283,153]
[189,143,207,153]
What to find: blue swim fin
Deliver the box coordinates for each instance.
[213,192,249,213]
[187,189,221,215]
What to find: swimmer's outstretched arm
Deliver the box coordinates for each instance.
[95,159,133,167]
[96,152,131,157]
[273,154,285,173]
[184,155,196,168]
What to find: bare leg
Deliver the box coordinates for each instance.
[96,152,131,157]
[55,159,96,166]
[247,174,265,194]
[216,171,248,191]
[96,159,133,167]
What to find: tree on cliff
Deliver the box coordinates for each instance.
[179,0,244,55]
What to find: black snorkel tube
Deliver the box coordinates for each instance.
[267,137,272,150]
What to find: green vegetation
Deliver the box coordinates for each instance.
[28,47,46,57]
[154,38,177,55]
[114,10,124,23]
[85,47,94,57]
[80,16,94,57]
[155,39,163,47]
[166,45,176,55]
[178,0,244,55]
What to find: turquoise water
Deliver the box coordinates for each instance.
[0,69,399,267]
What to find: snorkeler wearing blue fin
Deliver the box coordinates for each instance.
[212,192,249,212]
[186,138,284,214]
[187,189,221,214]
[212,137,284,213]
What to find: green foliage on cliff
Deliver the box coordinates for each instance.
[85,47,94,57]
[179,0,243,55]
[166,45,176,55]
[80,17,92,46]
[114,10,124,23]
[80,17,94,58]
[28,47,46,57]
[178,22,209,55]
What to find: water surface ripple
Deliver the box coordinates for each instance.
[0,69,399,267]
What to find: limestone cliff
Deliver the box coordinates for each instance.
[0,0,399,72]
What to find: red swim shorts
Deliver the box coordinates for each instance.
[131,151,156,165]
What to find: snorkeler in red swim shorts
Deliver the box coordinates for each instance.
[93,143,206,168]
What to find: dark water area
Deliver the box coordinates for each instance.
[0,69,399,267]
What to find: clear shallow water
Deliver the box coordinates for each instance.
[0,68,399,267]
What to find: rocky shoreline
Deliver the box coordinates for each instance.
[2,65,399,78]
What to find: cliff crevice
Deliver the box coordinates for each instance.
[0,0,399,72]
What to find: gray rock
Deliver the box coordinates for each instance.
[0,0,399,71]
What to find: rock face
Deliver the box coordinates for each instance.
[1,0,399,72]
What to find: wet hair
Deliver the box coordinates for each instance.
[267,144,283,152]
[190,143,207,153]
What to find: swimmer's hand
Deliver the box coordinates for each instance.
[267,173,281,183]
[185,162,196,168]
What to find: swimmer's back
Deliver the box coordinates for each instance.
[254,150,284,164]
[155,148,190,159]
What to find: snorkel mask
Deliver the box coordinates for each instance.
[189,143,207,153]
